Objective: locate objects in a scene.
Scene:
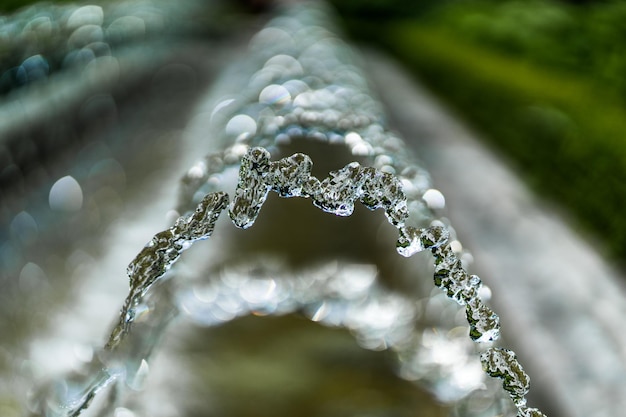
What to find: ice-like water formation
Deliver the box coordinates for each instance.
[229,147,408,227]
[480,347,530,404]
[480,348,547,417]
[267,152,313,198]
[107,192,229,350]
[217,147,518,404]
[226,146,502,347]
[96,142,518,415]
[466,297,501,343]
[33,3,548,417]
[229,148,272,229]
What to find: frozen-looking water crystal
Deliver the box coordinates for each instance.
[179,192,229,240]
[45,3,547,416]
[312,162,364,216]
[421,225,450,249]
[480,347,530,405]
[226,146,507,362]
[229,147,414,225]
[432,242,457,274]
[229,147,271,229]
[360,167,408,225]
[267,152,313,197]
[430,243,491,304]
[396,226,450,256]
[436,265,479,305]
[518,406,548,417]
[466,296,500,342]
[395,225,449,257]
[396,225,500,343]
[107,192,229,349]
[396,226,424,257]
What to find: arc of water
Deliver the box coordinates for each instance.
[107,146,546,417]
[29,4,549,417]
[106,191,229,350]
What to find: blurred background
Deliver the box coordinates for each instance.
[330,0,626,263]
[2,0,626,417]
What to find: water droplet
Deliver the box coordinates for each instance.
[282,79,309,96]
[114,407,136,417]
[423,188,446,210]
[249,27,294,52]
[73,344,94,363]
[264,54,303,76]
[479,284,492,301]
[396,227,425,257]
[49,176,83,212]
[186,161,206,179]
[107,16,146,43]
[210,98,236,121]
[10,211,38,244]
[225,114,257,137]
[68,24,104,48]
[344,131,362,144]
[17,55,49,83]
[259,84,291,106]
[67,5,104,29]
[239,279,277,304]
[19,262,47,293]
[310,301,330,322]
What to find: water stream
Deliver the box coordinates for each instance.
[1,2,574,417]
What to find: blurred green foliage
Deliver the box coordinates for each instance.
[331,0,626,261]
[386,24,626,257]
[422,0,626,99]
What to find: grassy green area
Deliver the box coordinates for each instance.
[420,0,626,98]
[332,0,626,262]
[383,24,626,259]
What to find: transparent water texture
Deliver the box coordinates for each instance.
[27,3,546,417]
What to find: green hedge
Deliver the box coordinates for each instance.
[381,24,626,260]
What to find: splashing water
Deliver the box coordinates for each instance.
[106,192,229,350]
[30,3,547,417]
